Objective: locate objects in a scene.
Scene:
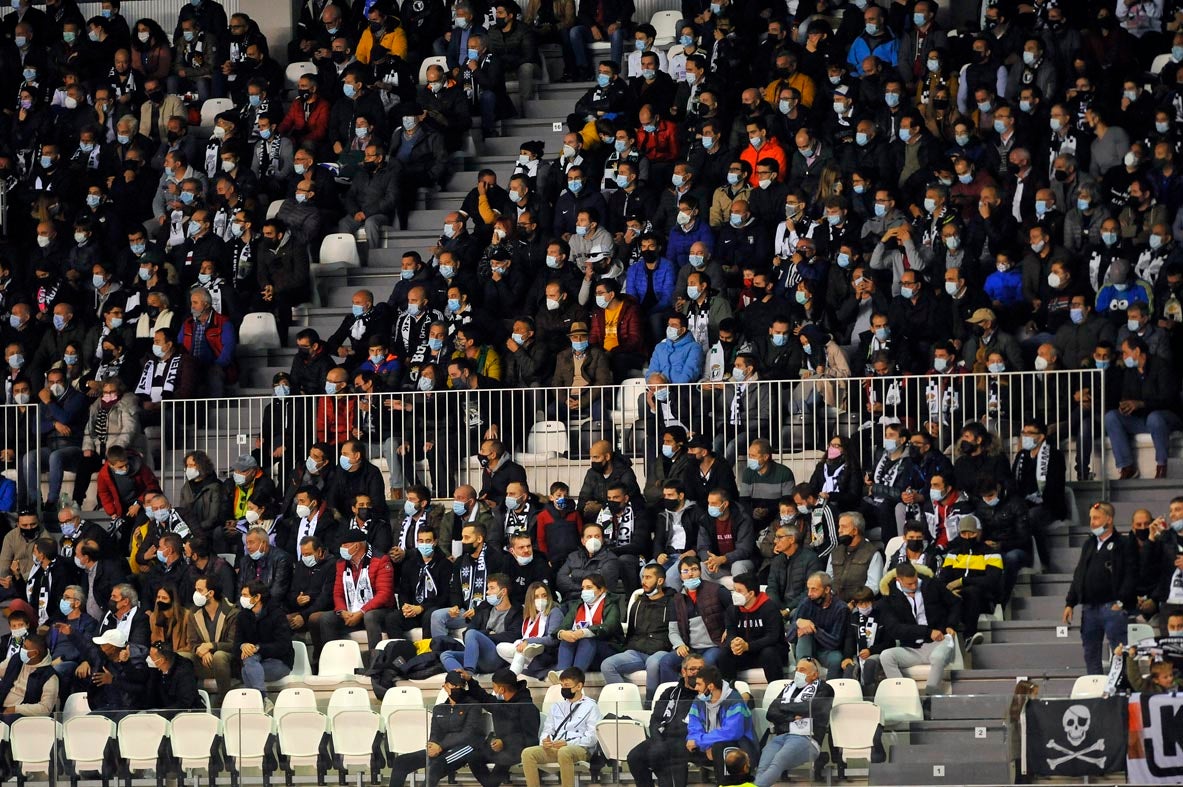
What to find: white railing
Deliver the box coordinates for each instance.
[153,368,1108,501]
[0,401,42,512]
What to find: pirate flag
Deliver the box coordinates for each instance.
[1024,697,1127,777]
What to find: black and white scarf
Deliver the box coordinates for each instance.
[25,560,55,625]
[136,353,184,402]
[415,559,438,604]
[342,558,374,612]
[459,548,488,607]
[1014,441,1051,496]
[601,504,634,548]
[398,511,427,551]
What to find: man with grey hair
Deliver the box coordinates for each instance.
[135,493,192,570]
[237,526,293,603]
[87,582,150,667]
[48,584,97,685]
[179,286,238,396]
[826,512,884,602]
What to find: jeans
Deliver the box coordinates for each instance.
[657,647,720,684]
[1080,602,1127,675]
[478,89,498,135]
[569,25,625,69]
[880,640,955,695]
[754,734,817,787]
[313,608,386,654]
[1001,547,1033,604]
[430,607,471,638]
[337,212,391,249]
[793,634,843,678]
[241,655,290,699]
[441,630,504,674]
[1105,409,1183,468]
[555,638,615,671]
[600,649,668,703]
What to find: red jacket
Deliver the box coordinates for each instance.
[590,294,645,355]
[277,97,331,147]
[96,452,161,518]
[637,119,681,163]
[332,554,396,612]
[315,395,356,444]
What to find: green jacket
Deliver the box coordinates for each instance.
[560,591,623,650]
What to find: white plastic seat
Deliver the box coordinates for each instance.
[1152,53,1173,75]
[10,716,60,777]
[610,377,647,429]
[651,682,678,704]
[197,689,213,712]
[828,678,864,707]
[62,691,91,722]
[874,678,924,727]
[883,536,904,558]
[306,640,364,687]
[277,710,328,772]
[330,709,381,774]
[829,701,881,761]
[1129,622,1156,645]
[597,682,644,718]
[273,687,319,726]
[265,198,285,219]
[596,718,647,761]
[384,707,430,756]
[275,640,312,688]
[1070,674,1106,699]
[221,687,265,726]
[649,10,680,44]
[380,686,425,732]
[541,684,566,715]
[117,713,168,774]
[418,55,448,83]
[223,711,273,773]
[200,97,235,128]
[169,712,221,774]
[318,232,361,267]
[527,420,569,455]
[327,685,373,733]
[285,61,315,89]
[239,312,282,349]
[754,679,790,738]
[62,715,115,775]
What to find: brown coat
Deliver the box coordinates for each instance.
[550,346,612,403]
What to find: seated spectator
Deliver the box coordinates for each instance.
[430,523,508,639]
[1106,336,1181,479]
[687,664,759,767]
[20,366,87,510]
[556,523,620,598]
[766,520,824,620]
[550,572,621,678]
[755,657,834,787]
[387,669,488,787]
[739,439,795,532]
[789,572,850,678]
[177,450,228,544]
[600,564,673,701]
[236,525,293,606]
[698,489,757,582]
[794,482,838,561]
[142,641,202,717]
[577,440,642,520]
[886,520,944,572]
[86,627,149,713]
[827,512,885,603]
[462,667,542,786]
[496,581,562,677]
[628,651,702,787]
[383,526,451,641]
[236,580,294,702]
[314,529,394,654]
[717,572,784,682]
[47,584,98,688]
[0,633,58,723]
[878,562,961,695]
[937,514,1003,650]
[178,287,237,396]
[843,587,889,697]
[520,667,602,787]
[147,581,190,656]
[439,572,521,674]
[187,574,238,697]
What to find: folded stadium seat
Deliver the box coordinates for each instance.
[222,710,273,783]
[874,678,924,728]
[318,233,361,269]
[379,686,425,734]
[649,10,680,45]
[9,717,59,785]
[62,715,115,787]
[1069,675,1106,699]
[239,313,282,350]
[595,717,647,781]
[828,702,881,767]
[169,712,221,781]
[117,713,169,779]
[827,678,864,707]
[306,639,365,688]
[221,688,265,728]
[273,687,319,724]
[271,640,312,690]
[62,691,91,722]
[527,420,569,456]
[276,710,328,780]
[328,709,381,779]
[596,683,646,722]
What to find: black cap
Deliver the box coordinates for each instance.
[444,670,467,687]
[340,529,368,544]
[686,435,711,450]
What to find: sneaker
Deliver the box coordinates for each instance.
[522,643,545,658]
[966,632,984,651]
[546,670,561,685]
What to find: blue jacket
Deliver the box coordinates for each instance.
[666,220,715,269]
[984,269,1024,306]
[625,257,677,312]
[649,332,704,384]
[39,390,88,449]
[847,31,899,73]
[687,685,758,749]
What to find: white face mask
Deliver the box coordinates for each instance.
[192,591,209,607]
[585,537,602,554]
[240,596,254,610]
[534,598,547,613]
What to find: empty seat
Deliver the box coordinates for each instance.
[10,716,60,780]
[200,98,235,128]
[829,702,880,762]
[1128,622,1156,645]
[318,232,361,267]
[222,711,273,775]
[221,687,265,725]
[307,640,365,687]
[239,312,282,349]
[527,420,569,455]
[874,678,924,727]
[170,712,221,776]
[117,713,168,776]
[650,10,680,44]
[273,686,318,724]
[62,715,115,782]
[827,678,864,707]
[1069,675,1106,699]
[595,717,647,763]
[329,709,381,776]
[380,685,425,732]
[277,710,328,776]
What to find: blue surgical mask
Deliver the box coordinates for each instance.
[404,499,418,517]
[771,333,787,347]
[898,127,912,143]
[580,589,597,604]
[746,458,760,471]
[597,74,610,88]
[342,83,357,98]
[729,213,743,227]
[339,455,353,471]
[571,339,589,352]
[429,337,445,351]
[352,304,365,317]
[417,544,435,558]
[467,48,479,61]
[707,505,722,517]
[452,501,467,516]
[874,203,887,217]
[59,598,73,616]
[662,444,675,459]
[836,252,850,268]
[568,179,582,193]
[884,92,899,108]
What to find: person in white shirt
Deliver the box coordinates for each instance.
[520,667,602,787]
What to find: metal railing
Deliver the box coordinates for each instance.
[154,368,1108,502]
[0,401,42,515]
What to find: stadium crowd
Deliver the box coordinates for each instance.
[0,0,1182,782]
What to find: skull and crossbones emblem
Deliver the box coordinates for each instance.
[1046,705,1106,769]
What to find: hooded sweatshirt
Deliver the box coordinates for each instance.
[723,591,784,652]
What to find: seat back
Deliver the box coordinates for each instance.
[169,712,220,766]
[330,709,381,757]
[418,55,448,83]
[285,61,315,88]
[650,10,680,43]
[291,640,312,679]
[318,232,361,266]
[874,678,924,725]
[328,685,372,720]
[62,691,92,721]
[883,536,904,558]
[200,98,234,128]
[222,688,265,722]
[117,713,168,766]
[10,717,59,772]
[528,420,569,455]
[223,712,273,761]
[618,377,647,424]
[829,701,881,758]
[266,199,285,219]
[595,718,647,761]
[384,707,430,755]
[760,679,790,710]
[542,684,565,715]
[828,678,863,707]
[596,683,643,716]
[318,640,364,678]
[1070,675,1106,699]
[274,687,318,723]
[62,716,114,766]
[239,312,282,349]
[1128,622,1156,645]
[1151,53,1172,75]
[277,711,328,758]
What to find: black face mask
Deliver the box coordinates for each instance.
[662,498,680,511]
[590,460,607,473]
[1134,527,1150,541]
[560,687,576,699]
[331,51,347,63]
[906,539,925,552]
[837,534,854,546]
[641,249,658,263]
[959,440,977,455]
[463,542,478,555]
[156,600,170,611]
[19,528,37,541]
[357,507,371,522]
[1053,169,1069,182]
[100,349,115,363]
[606,500,625,515]
[107,598,119,612]
[149,90,165,103]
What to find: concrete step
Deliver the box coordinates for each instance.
[521,99,573,120]
[1010,595,1070,620]
[985,621,1073,644]
[406,209,460,232]
[928,693,1011,721]
[969,640,1083,670]
[872,742,1012,785]
[480,135,556,156]
[906,719,1010,747]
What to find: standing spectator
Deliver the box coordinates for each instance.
[1063,501,1136,675]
